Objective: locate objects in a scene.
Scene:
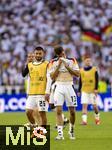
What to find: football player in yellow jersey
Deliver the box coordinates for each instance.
[24,52,41,126]
[22,47,48,126]
[78,55,100,125]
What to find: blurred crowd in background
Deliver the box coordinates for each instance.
[0,0,112,92]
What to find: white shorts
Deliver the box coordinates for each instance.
[54,82,77,107]
[81,92,97,104]
[26,95,48,111]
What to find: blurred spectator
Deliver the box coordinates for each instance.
[0,0,112,91]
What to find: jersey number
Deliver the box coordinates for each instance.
[39,100,45,107]
[71,96,77,105]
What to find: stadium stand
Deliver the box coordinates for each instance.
[0,0,112,93]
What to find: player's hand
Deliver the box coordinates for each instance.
[58,58,62,66]
[94,89,98,96]
[45,94,50,102]
[61,58,68,67]
[63,61,68,68]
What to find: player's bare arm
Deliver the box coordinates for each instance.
[45,59,56,102]
[77,76,82,96]
[45,68,52,102]
[50,59,62,80]
[62,61,80,77]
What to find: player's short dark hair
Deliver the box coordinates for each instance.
[54,46,64,56]
[34,46,45,52]
[82,54,91,60]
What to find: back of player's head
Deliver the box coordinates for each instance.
[34,46,45,52]
[54,46,64,56]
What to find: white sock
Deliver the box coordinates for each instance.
[69,123,74,133]
[57,126,63,137]
[95,113,100,120]
[82,114,87,122]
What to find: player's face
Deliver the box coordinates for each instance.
[59,50,66,58]
[84,58,92,66]
[34,50,44,61]
[27,53,34,62]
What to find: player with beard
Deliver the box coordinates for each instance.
[22,47,48,127]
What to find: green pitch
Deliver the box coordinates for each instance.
[0,112,112,150]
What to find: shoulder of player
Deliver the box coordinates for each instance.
[28,62,32,66]
[49,58,59,64]
[81,66,98,72]
[47,58,58,69]
[80,67,84,72]
[43,60,49,64]
[67,57,77,63]
[92,66,98,72]
[29,60,48,66]
[51,57,58,62]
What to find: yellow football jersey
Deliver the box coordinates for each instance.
[80,67,97,93]
[28,60,48,95]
